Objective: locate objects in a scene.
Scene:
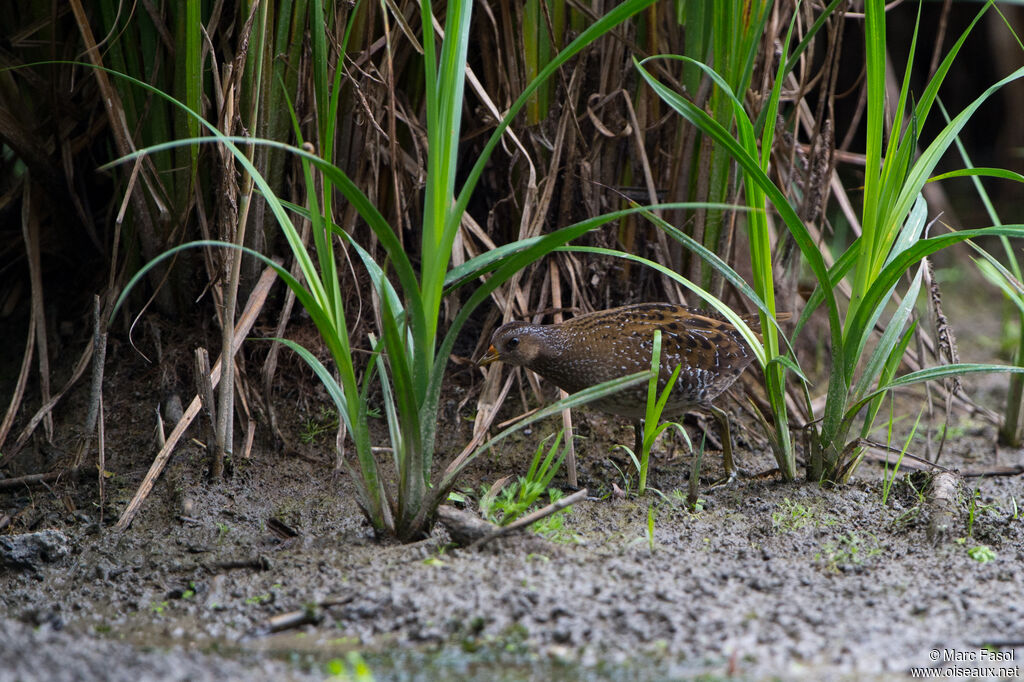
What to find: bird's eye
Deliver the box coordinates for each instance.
[507,337,519,350]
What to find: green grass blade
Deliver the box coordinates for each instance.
[844,195,928,380]
[856,364,1024,411]
[929,168,1024,185]
[435,371,653,495]
[858,319,917,441]
[851,265,924,403]
[634,56,842,345]
[851,225,1024,340]
[443,201,744,294]
[890,65,1024,236]
[420,0,475,352]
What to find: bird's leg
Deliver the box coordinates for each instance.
[707,404,738,487]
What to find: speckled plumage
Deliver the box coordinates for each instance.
[479,302,759,419]
[479,302,773,480]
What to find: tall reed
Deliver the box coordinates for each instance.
[639,0,1024,481]
[113,0,659,539]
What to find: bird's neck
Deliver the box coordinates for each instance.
[527,327,591,394]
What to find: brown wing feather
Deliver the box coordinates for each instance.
[657,320,753,376]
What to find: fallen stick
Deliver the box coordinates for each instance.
[113,263,278,531]
[263,606,322,634]
[0,466,92,491]
[251,594,356,637]
[926,471,960,546]
[961,465,1024,478]
[436,505,497,546]
[859,440,952,472]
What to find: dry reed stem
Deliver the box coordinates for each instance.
[194,348,220,479]
[22,179,52,442]
[68,0,167,293]
[0,303,35,455]
[5,337,94,464]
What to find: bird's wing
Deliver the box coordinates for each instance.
[657,315,754,374]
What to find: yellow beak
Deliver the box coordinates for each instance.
[478,345,501,367]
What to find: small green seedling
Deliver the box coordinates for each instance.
[772,498,815,533]
[881,407,924,506]
[966,489,999,538]
[968,545,996,563]
[299,407,339,444]
[613,330,691,494]
[325,651,375,682]
[816,533,881,572]
[480,431,568,526]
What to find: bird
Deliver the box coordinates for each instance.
[478,302,779,482]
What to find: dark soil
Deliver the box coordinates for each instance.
[2,283,1024,681]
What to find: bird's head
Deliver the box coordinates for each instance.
[478,321,548,368]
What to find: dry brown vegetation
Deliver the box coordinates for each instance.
[1,1,1022,529]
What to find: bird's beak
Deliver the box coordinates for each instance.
[478,345,501,367]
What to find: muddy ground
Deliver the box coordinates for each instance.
[2,281,1024,681]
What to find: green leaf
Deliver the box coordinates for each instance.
[434,371,653,496]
